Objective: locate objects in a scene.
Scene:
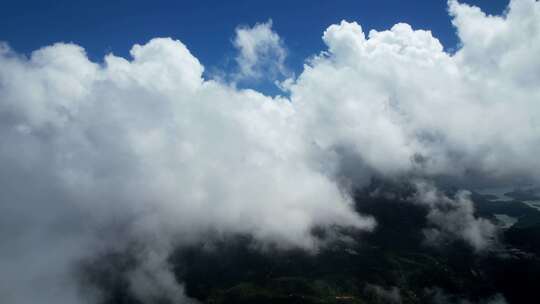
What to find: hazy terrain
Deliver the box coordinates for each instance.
[83,181,540,304]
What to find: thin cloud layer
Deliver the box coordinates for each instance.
[0,0,539,303]
[413,182,497,252]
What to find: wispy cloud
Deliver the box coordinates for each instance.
[232,20,289,82]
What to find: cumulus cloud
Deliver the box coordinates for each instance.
[291,0,540,188]
[1,0,539,303]
[0,37,370,304]
[233,20,288,81]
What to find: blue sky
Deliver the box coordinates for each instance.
[0,0,508,92]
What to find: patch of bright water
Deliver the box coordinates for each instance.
[476,186,515,201]
[523,201,540,212]
[493,214,518,229]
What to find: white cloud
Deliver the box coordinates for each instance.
[233,20,288,81]
[289,0,540,188]
[0,37,371,304]
[1,0,540,303]
[413,182,497,251]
